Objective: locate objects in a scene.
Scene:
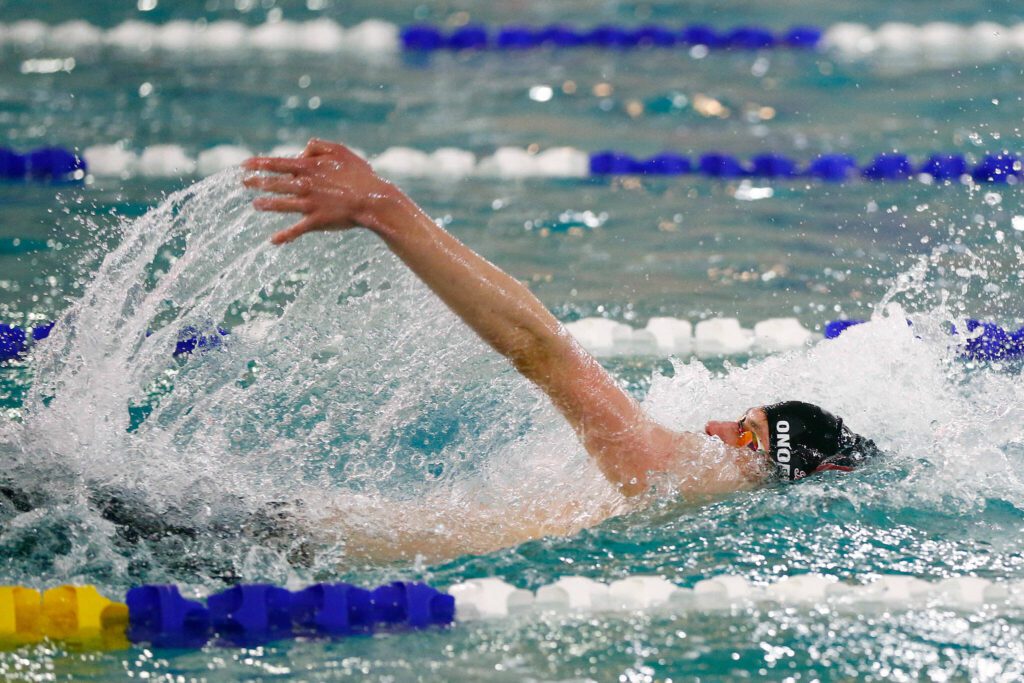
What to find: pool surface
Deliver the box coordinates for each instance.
[3,0,1024,680]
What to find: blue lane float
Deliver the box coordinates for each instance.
[401,23,823,51]
[173,325,230,356]
[0,147,85,181]
[124,582,454,648]
[588,150,1021,183]
[825,319,1024,361]
[208,584,293,645]
[291,583,374,636]
[0,322,228,362]
[126,585,211,649]
[0,324,28,363]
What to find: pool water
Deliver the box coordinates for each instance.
[3,0,1024,680]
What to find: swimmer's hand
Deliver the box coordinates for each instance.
[243,138,403,245]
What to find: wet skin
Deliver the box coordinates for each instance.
[705,407,770,454]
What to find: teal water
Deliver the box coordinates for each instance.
[3,0,1024,680]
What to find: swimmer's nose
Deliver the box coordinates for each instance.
[704,420,742,447]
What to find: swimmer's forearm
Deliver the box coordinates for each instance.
[325,497,615,563]
[369,193,568,376]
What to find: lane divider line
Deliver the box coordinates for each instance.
[6,19,1024,65]
[3,317,1020,363]
[3,144,1020,183]
[2,574,1020,650]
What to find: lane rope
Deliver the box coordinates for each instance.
[6,19,1024,65]
[56,144,1024,182]
[3,573,1021,650]
[3,318,1021,363]
[4,143,1020,183]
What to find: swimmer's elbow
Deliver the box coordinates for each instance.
[504,323,568,380]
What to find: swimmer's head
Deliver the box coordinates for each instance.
[704,401,878,480]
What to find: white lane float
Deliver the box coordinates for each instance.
[449,574,1024,621]
[561,316,815,359]
[82,144,590,181]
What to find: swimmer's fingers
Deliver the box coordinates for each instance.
[242,156,305,175]
[270,216,320,245]
[253,196,309,214]
[243,174,309,195]
[302,138,358,160]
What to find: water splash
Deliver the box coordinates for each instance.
[1,170,616,584]
[2,170,1023,587]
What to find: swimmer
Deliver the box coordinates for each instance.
[242,139,879,560]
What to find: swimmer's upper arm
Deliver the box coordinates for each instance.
[521,330,772,497]
[515,328,678,496]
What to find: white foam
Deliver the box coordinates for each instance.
[136,144,197,177]
[197,145,253,176]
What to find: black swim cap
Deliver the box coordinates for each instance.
[762,401,878,480]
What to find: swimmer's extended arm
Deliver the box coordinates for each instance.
[322,495,622,564]
[244,140,762,497]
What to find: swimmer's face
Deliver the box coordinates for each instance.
[704,407,770,452]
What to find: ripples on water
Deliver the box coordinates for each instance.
[1,168,1024,678]
[4,0,1024,678]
